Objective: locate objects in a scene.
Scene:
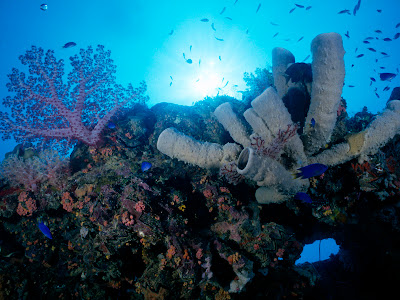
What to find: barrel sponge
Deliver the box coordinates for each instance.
[304,32,345,154]
[214,102,251,147]
[157,127,241,169]
[272,47,295,99]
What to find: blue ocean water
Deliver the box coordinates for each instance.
[0,0,399,159]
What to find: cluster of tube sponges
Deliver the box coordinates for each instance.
[157,32,400,204]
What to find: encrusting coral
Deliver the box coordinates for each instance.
[157,32,400,204]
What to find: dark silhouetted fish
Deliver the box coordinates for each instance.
[168,30,174,35]
[380,51,388,56]
[383,38,392,41]
[289,7,296,13]
[62,42,76,48]
[270,22,279,26]
[377,9,382,13]
[348,85,355,87]
[295,4,304,8]
[363,40,370,44]
[383,86,390,91]
[380,73,396,81]
[306,6,312,10]
[394,33,400,39]
[220,7,226,15]
[302,55,310,61]
[273,32,279,38]
[297,36,304,42]
[370,77,376,82]
[256,3,261,13]
[215,36,224,41]
[345,31,350,38]
[364,37,374,40]
[200,18,209,22]
[367,47,376,52]
[375,92,380,98]
[211,23,216,31]
[353,0,361,16]
[225,17,232,20]
[375,30,382,34]
[356,54,364,58]
[396,23,400,28]
[338,9,351,14]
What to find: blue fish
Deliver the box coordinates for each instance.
[62,42,77,48]
[38,222,52,239]
[40,4,48,11]
[294,192,312,204]
[310,118,316,128]
[379,72,396,81]
[141,161,152,172]
[107,121,116,129]
[295,163,328,179]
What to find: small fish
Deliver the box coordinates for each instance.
[246,29,249,34]
[380,51,388,56]
[38,222,52,239]
[338,9,351,14]
[310,118,316,128]
[219,56,221,61]
[211,23,216,31]
[377,9,382,13]
[295,4,304,8]
[199,59,201,66]
[367,47,376,52]
[375,30,382,34]
[370,77,376,82]
[345,31,350,38]
[200,18,209,22]
[107,121,116,129]
[219,7,226,15]
[40,4,48,11]
[222,81,229,88]
[234,0,239,4]
[190,45,192,52]
[348,85,355,87]
[169,82,172,86]
[141,161,152,172]
[225,17,233,20]
[295,163,328,179]
[273,32,279,38]
[364,37,374,40]
[383,38,392,41]
[355,47,358,53]
[297,36,304,42]
[256,3,261,13]
[356,54,364,58]
[186,59,192,64]
[62,42,76,48]
[394,33,400,39]
[380,73,396,81]
[215,36,224,41]
[170,75,173,80]
[383,86,390,91]
[396,23,400,29]
[289,7,296,13]
[168,30,174,35]
[302,55,310,61]
[362,40,370,44]
[380,66,386,69]
[306,6,312,10]
[196,78,200,82]
[353,0,361,16]
[375,92,380,98]
[270,22,279,26]
[294,192,312,204]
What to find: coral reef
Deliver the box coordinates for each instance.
[157,32,400,204]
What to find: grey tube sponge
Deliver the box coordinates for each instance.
[236,147,308,201]
[304,32,345,155]
[272,47,295,99]
[157,127,241,169]
[214,102,251,147]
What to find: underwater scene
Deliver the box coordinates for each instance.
[1,0,400,299]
